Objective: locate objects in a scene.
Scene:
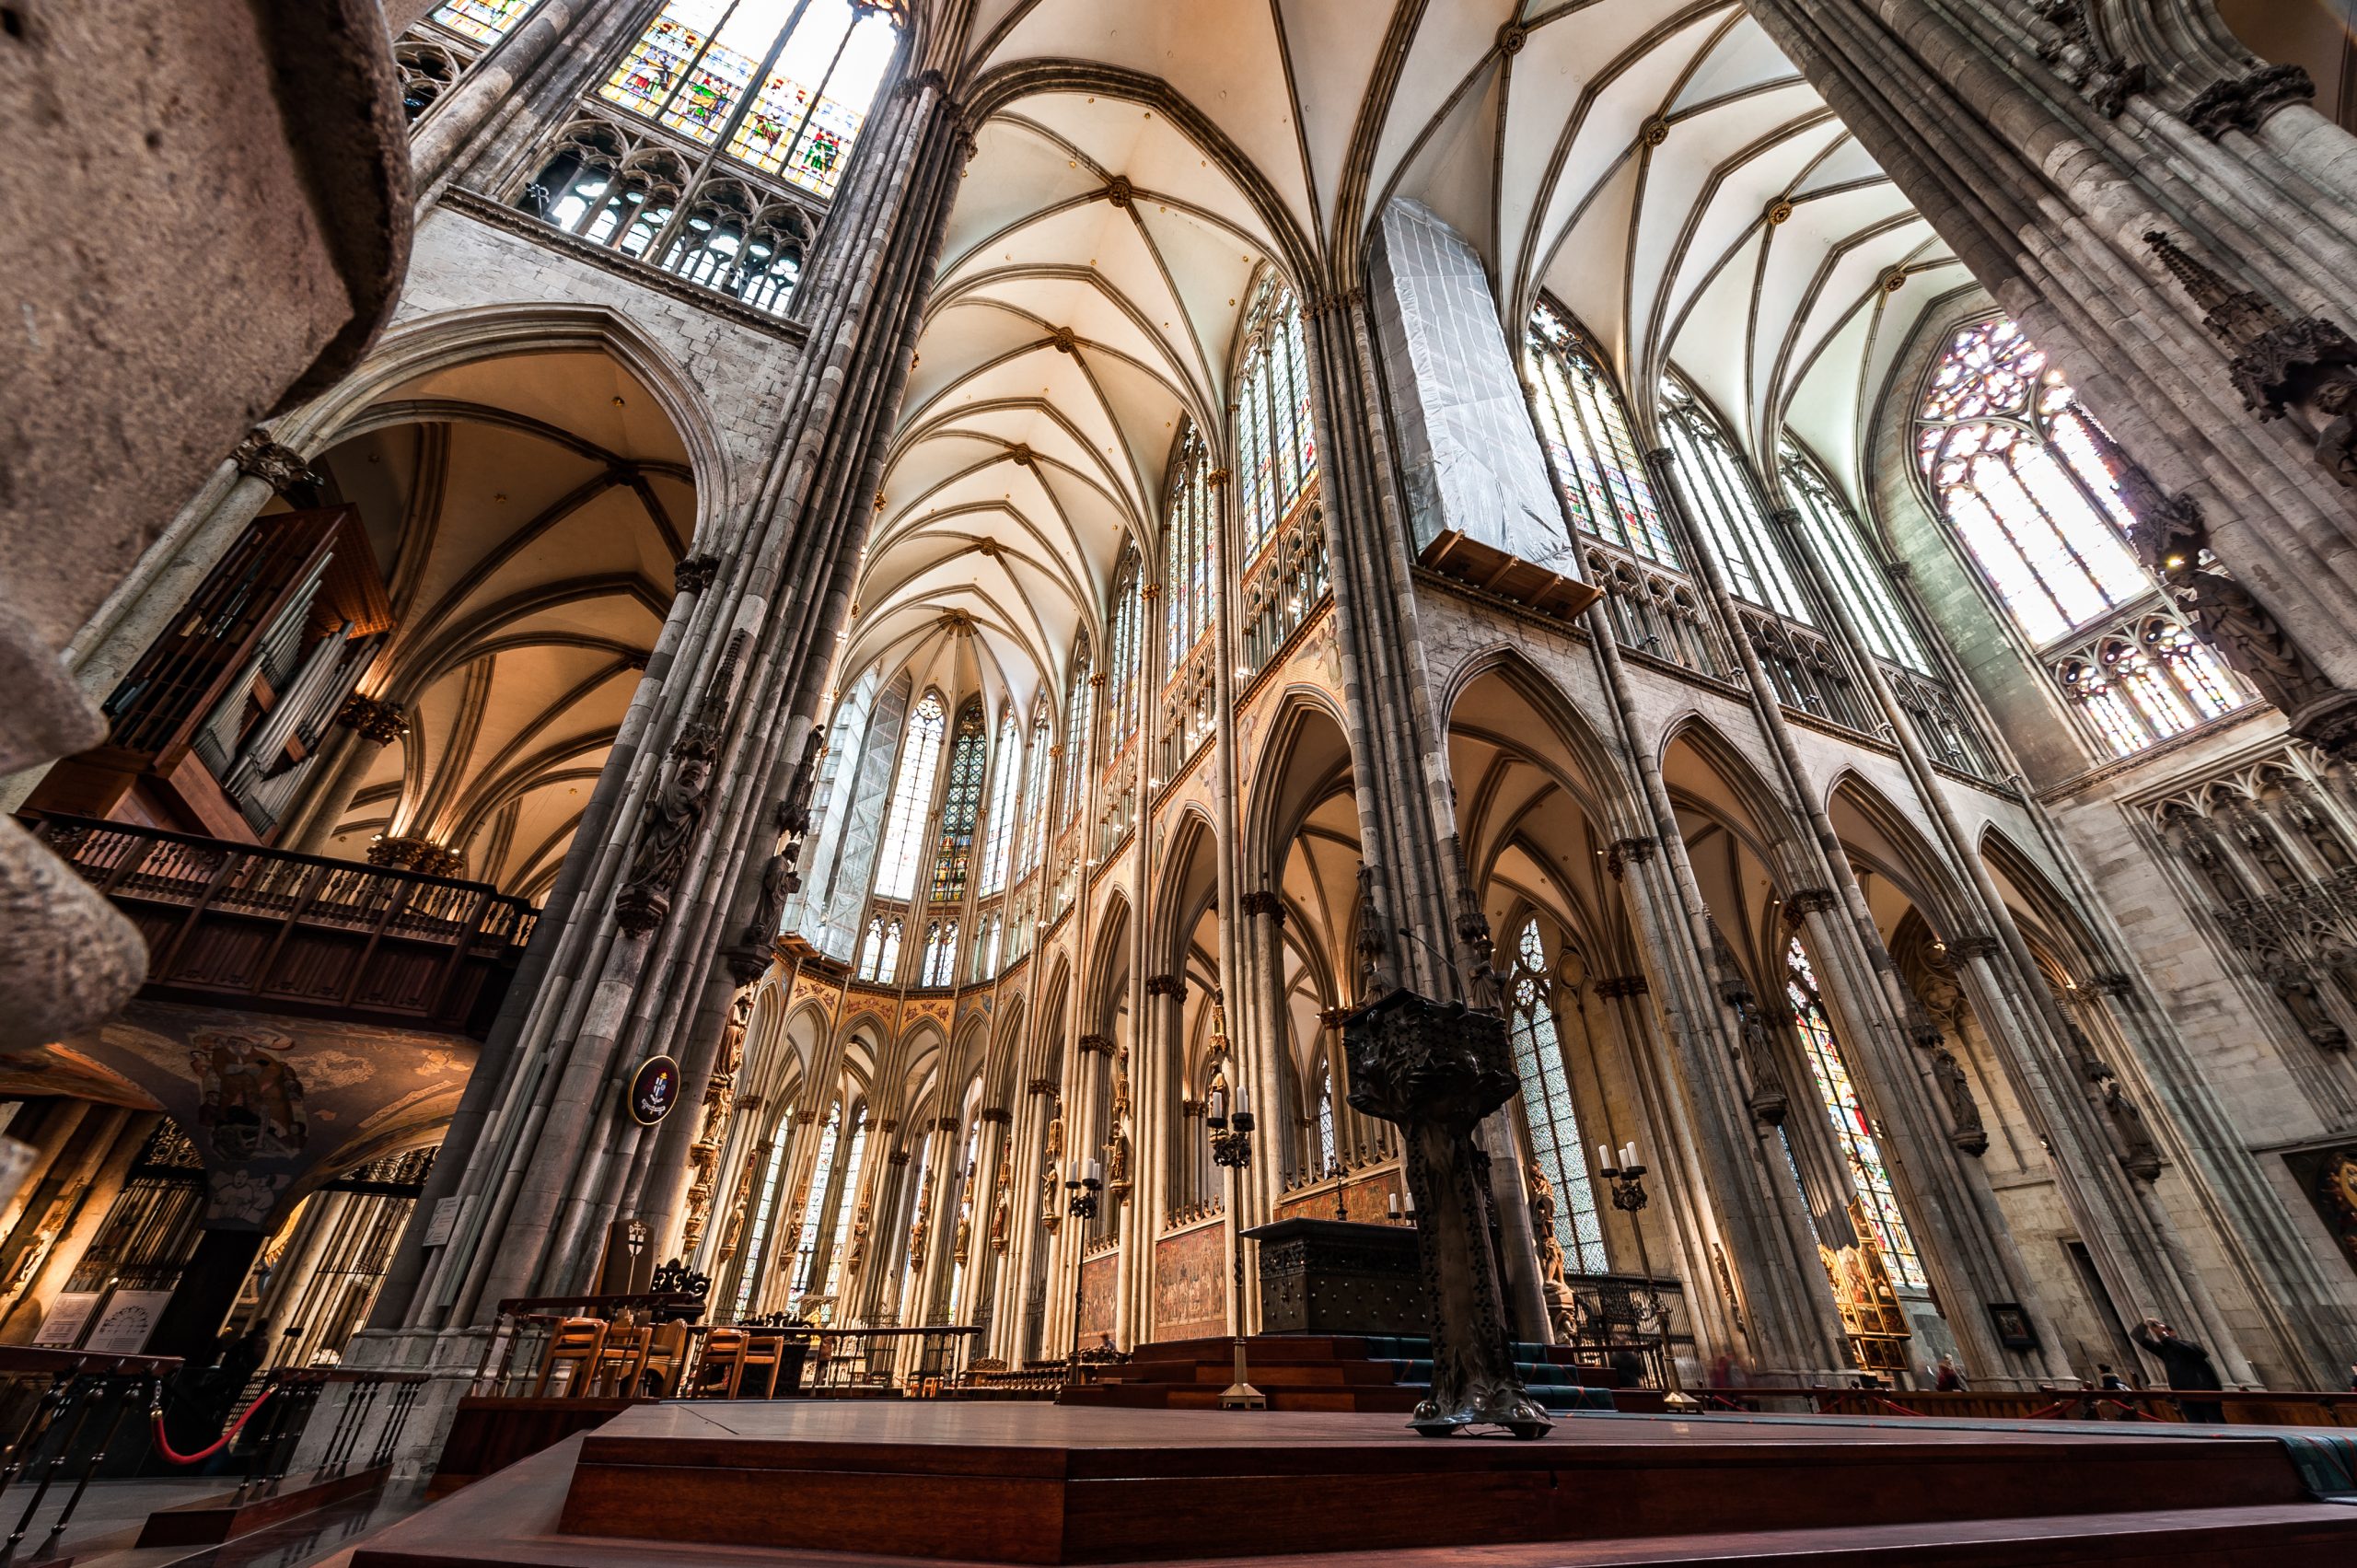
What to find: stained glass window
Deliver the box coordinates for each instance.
[1059,643,1092,828]
[1917,319,2247,754]
[1786,939,1926,1289]
[978,708,1020,896]
[1163,431,1215,669]
[1017,700,1051,880]
[1236,280,1318,559]
[875,691,945,900]
[1661,379,1812,622]
[730,1110,793,1317]
[1507,921,1608,1273]
[598,0,901,201]
[429,0,541,45]
[817,1107,870,1318]
[928,702,988,904]
[787,1098,845,1299]
[1315,1059,1337,1172]
[1781,441,1931,672]
[1105,552,1143,767]
[1524,302,1677,564]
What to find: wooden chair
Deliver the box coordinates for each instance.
[534,1318,608,1398]
[737,1331,785,1399]
[640,1320,691,1398]
[595,1318,654,1398]
[689,1328,749,1398]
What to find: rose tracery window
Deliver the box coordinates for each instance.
[1918,319,2247,757]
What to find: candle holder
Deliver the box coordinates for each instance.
[1063,1171,1103,1376]
[1596,1144,1695,1411]
[1207,1094,1265,1410]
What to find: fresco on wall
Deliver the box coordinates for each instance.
[46,1002,474,1229]
[2286,1144,2357,1276]
[1153,1220,1225,1341]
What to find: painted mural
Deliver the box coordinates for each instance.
[2287,1144,2357,1277]
[50,1002,474,1229]
[1076,1250,1117,1345]
[1152,1219,1225,1341]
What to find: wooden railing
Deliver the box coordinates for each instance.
[23,812,535,1038]
[1701,1385,2357,1427]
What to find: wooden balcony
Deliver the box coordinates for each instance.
[21,813,535,1039]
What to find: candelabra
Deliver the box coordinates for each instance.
[1208,1088,1265,1410]
[1596,1140,1695,1411]
[1324,1156,1349,1221]
[1063,1163,1102,1376]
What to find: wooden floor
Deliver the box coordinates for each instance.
[349,1401,2357,1567]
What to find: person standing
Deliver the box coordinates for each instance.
[2131,1318,2224,1423]
[1932,1354,1967,1392]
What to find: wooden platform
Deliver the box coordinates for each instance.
[1057,1335,1643,1414]
[345,1400,2357,1567]
[135,1462,388,1546]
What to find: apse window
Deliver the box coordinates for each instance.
[1917,319,2246,756]
[427,0,542,45]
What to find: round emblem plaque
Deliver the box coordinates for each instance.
[628,1054,681,1125]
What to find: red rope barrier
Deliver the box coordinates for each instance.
[2022,1400,2074,1420]
[2096,1398,2164,1422]
[1873,1397,1922,1417]
[151,1387,275,1466]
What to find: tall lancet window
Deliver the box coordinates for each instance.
[978,707,1020,896]
[731,1109,794,1317]
[429,0,544,43]
[599,0,903,199]
[1660,378,1812,622]
[1018,700,1051,879]
[1524,302,1677,564]
[1781,441,1931,672]
[921,921,958,987]
[1105,551,1143,762]
[928,701,988,904]
[1314,1058,1337,1172]
[1917,318,2244,756]
[1163,431,1215,668]
[1506,920,1607,1273]
[1236,280,1318,559]
[1785,938,1926,1288]
[818,1109,871,1316]
[875,691,945,900]
[1059,642,1092,828]
[786,1099,847,1300]
[858,915,901,982]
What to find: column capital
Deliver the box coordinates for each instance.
[1077,1032,1116,1056]
[931,1115,962,1132]
[2182,63,2315,140]
[1239,889,1287,923]
[1144,973,1186,998]
[888,1147,912,1167]
[232,428,319,494]
[980,1106,1013,1125]
[334,692,407,745]
[1595,975,1650,1000]
[1781,888,1837,926]
[1026,1077,1059,1097]
[1606,837,1656,879]
[2085,970,2135,995]
[1945,934,2003,961]
[672,553,722,597]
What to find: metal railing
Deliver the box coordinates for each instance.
[0,1347,179,1562]
[22,811,535,1037]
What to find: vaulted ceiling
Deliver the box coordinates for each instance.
[851,0,1973,716]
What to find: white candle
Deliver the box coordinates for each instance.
[1620,1142,1638,1168]
[1236,1086,1251,1118]
[1210,1089,1225,1121]
[1598,1144,1614,1173]
[1387,1192,1401,1218]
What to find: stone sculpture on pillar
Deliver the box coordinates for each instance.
[1344,987,1551,1439]
[616,633,746,935]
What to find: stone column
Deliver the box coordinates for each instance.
[410,0,665,200]
[1742,0,2357,752]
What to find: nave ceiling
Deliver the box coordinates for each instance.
[853,0,1973,714]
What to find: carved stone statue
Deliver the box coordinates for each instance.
[1106,1127,1131,1191]
[1044,1109,1064,1164]
[2264,953,2349,1051]
[616,747,714,934]
[844,1189,871,1280]
[1930,1048,1990,1156]
[2095,1072,2163,1182]
[1111,1072,1132,1130]
[1040,1160,1061,1230]
[954,1206,971,1267]
[1526,1165,1559,1243]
